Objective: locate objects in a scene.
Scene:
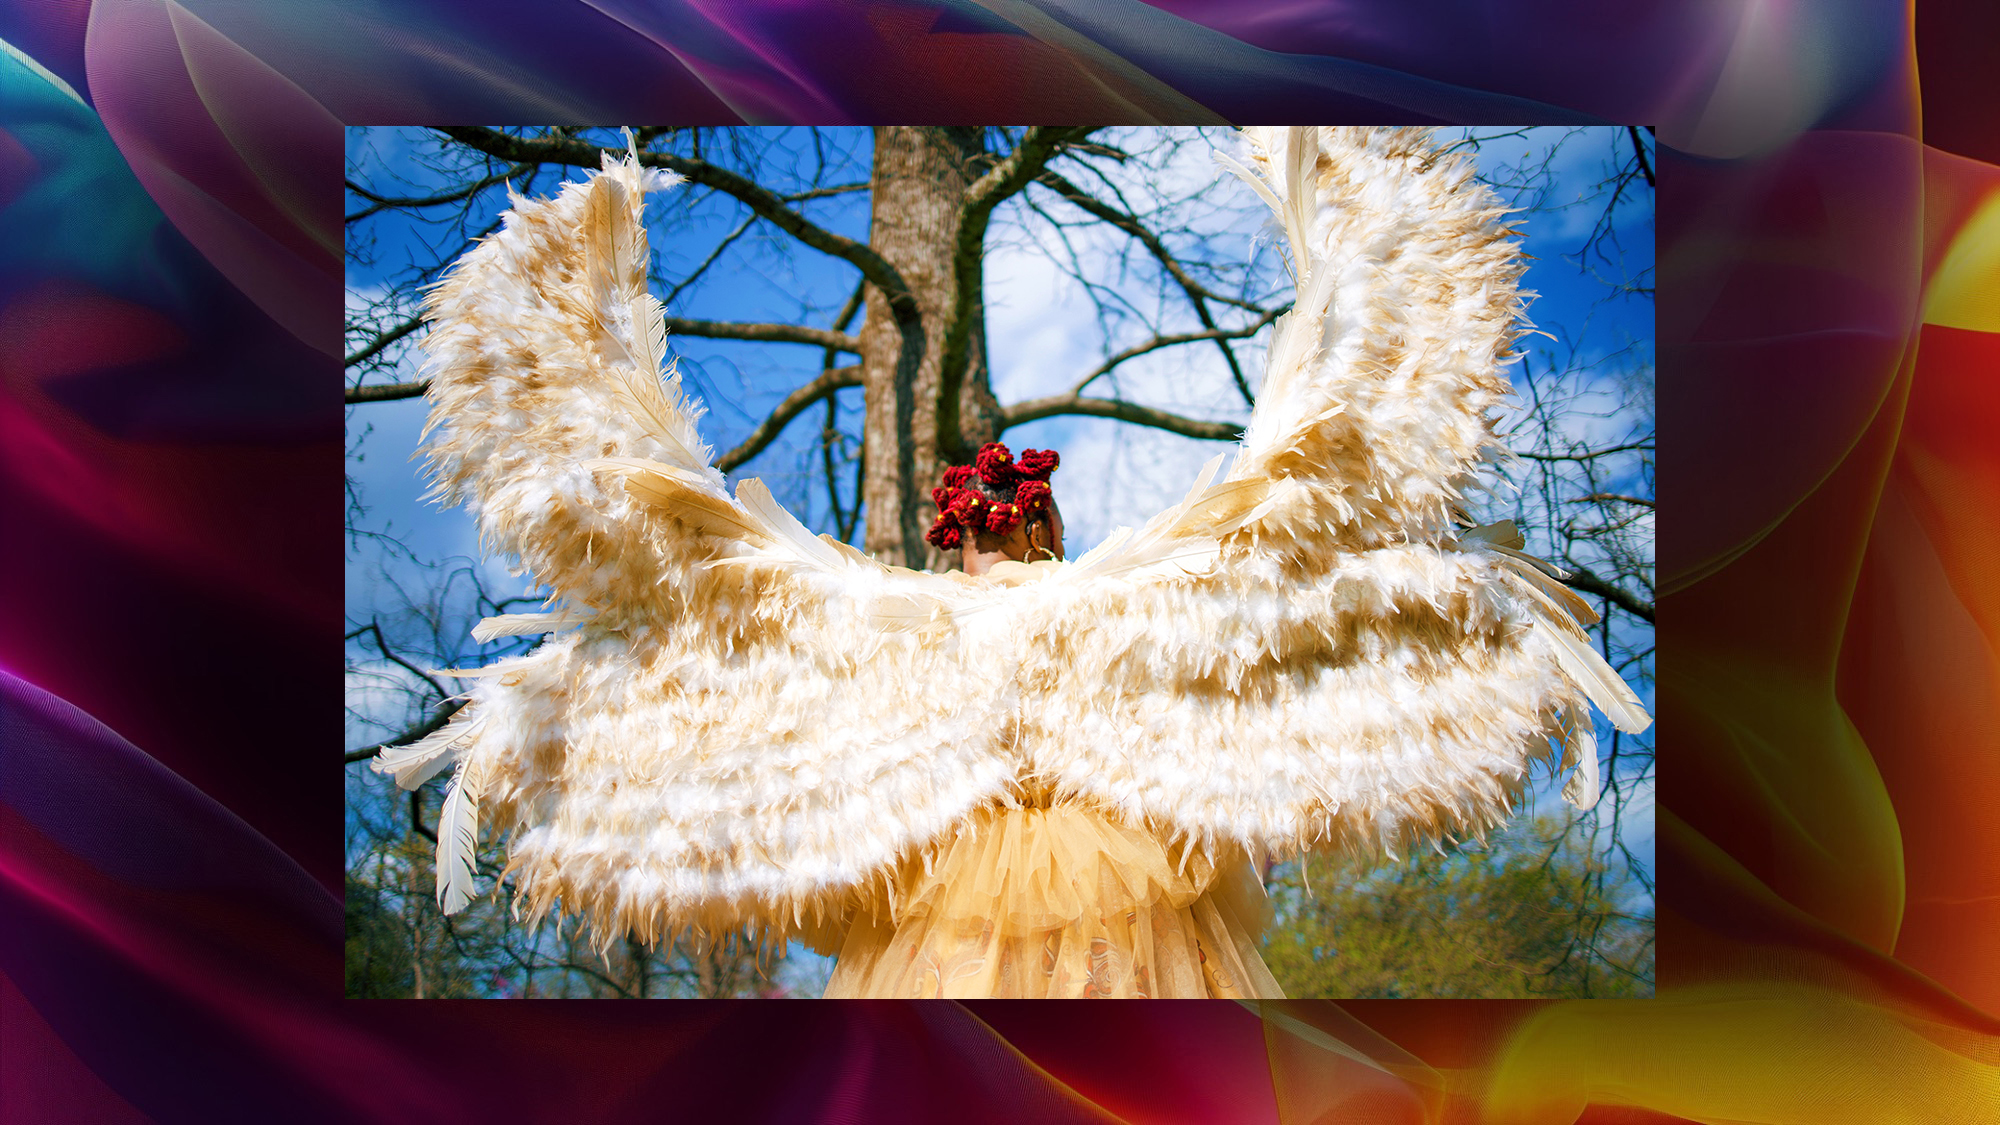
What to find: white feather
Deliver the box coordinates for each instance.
[1559,708,1601,811]
[436,759,482,913]
[735,478,849,572]
[580,168,720,481]
[1540,620,1651,734]
[471,611,591,643]
[1214,151,1283,217]
[1279,126,1317,278]
[371,718,472,790]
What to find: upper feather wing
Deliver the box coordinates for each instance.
[1218,126,1522,548]
[417,150,718,623]
[1065,127,1535,602]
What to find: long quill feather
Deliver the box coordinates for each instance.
[372,715,475,790]
[1540,620,1651,734]
[436,759,482,913]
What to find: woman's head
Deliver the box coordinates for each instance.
[928,442,1063,574]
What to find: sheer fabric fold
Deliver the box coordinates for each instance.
[823,805,1283,998]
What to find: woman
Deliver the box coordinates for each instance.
[819,443,1283,998]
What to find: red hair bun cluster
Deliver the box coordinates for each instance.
[926,441,1059,552]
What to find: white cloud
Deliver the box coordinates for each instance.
[985,128,1273,545]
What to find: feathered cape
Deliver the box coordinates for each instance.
[376,128,1650,947]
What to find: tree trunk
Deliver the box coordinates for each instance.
[857,127,1002,569]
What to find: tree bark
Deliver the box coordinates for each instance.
[857,127,1001,569]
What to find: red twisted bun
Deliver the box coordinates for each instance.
[1016,448,1059,480]
[975,443,1016,486]
[1015,479,1052,516]
[925,441,1060,553]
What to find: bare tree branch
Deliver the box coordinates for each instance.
[1626,126,1655,188]
[348,380,429,404]
[1003,394,1243,441]
[356,621,451,701]
[663,316,861,353]
[410,788,436,842]
[1563,564,1654,624]
[346,315,424,368]
[1033,168,1267,404]
[1031,169,1264,313]
[1513,441,1653,463]
[1580,493,1654,509]
[783,182,869,202]
[716,365,865,472]
[347,163,534,223]
[822,282,867,541]
[1069,305,1289,397]
[661,211,757,310]
[435,127,918,318]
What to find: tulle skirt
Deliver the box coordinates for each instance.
[822,804,1284,998]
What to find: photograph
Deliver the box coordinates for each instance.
[344,125,1654,1000]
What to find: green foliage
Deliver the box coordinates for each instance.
[344,868,410,998]
[1260,815,1654,999]
[343,835,495,998]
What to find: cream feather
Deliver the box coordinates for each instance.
[1458,518,1525,550]
[1495,554,1602,628]
[1539,620,1651,734]
[582,173,718,481]
[1279,126,1318,279]
[1060,456,1282,584]
[1557,707,1601,811]
[1485,541,1573,581]
[373,713,475,789]
[734,478,850,572]
[1452,522,1601,627]
[470,611,592,643]
[586,457,776,547]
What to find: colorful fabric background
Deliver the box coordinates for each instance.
[2,1,1997,1121]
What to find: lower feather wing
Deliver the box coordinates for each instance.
[1020,538,1646,860]
[389,557,1014,943]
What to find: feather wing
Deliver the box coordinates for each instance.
[416,151,717,622]
[1018,540,1627,859]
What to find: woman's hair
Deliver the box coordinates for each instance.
[926,442,1059,551]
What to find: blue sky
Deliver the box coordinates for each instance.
[345,126,1655,894]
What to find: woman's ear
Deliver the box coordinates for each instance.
[1026,516,1057,560]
